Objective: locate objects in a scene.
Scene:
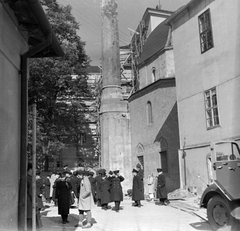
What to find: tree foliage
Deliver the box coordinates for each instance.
[28,0,96,170]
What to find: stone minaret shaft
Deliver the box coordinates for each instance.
[100,0,132,191]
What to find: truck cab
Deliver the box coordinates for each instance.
[200,141,240,231]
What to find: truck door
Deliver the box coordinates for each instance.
[212,142,240,200]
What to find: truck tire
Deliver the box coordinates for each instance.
[207,195,237,231]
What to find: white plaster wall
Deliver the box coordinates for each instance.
[172,0,240,148]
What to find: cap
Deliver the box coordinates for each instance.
[113,170,119,174]
[136,163,141,168]
[132,169,138,173]
[109,171,113,175]
[157,168,162,172]
[88,171,94,176]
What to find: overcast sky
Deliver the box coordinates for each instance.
[57,0,190,66]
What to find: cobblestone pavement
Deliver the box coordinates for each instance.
[41,198,213,231]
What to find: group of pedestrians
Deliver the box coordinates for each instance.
[132,164,170,207]
[28,164,169,230]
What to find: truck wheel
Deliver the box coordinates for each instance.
[207,195,236,231]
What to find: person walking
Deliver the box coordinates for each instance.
[147,173,155,201]
[110,170,124,212]
[95,170,103,206]
[132,169,144,207]
[156,168,170,206]
[55,171,72,224]
[76,170,95,229]
[43,174,51,203]
[136,163,144,206]
[36,172,44,211]
[100,169,111,210]
[70,171,81,199]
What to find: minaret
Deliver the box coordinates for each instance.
[100,0,132,191]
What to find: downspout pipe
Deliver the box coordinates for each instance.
[18,34,52,231]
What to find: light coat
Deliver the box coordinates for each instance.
[78,176,95,211]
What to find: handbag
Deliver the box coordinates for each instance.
[69,191,75,205]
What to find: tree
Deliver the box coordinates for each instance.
[28,0,92,171]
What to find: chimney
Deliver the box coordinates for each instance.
[156,4,162,10]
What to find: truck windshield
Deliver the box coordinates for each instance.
[215,142,240,161]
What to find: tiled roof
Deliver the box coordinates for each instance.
[138,20,170,65]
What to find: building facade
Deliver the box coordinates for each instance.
[168,0,240,194]
[129,11,180,193]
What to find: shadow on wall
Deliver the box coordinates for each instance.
[154,102,180,191]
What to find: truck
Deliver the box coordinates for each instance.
[200,140,240,231]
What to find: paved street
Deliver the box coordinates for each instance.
[41,199,213,231]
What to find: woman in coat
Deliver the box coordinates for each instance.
[132,169,144,207]
[156,168,169,205]
[110,170,124,212]
[76,170,95,229]
[100,170,111,210]
[55,171,72,224]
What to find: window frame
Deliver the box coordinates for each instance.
[204,87,220,129]
[198,9,214,53]
[146,101,153,125]
[151,67,156,82]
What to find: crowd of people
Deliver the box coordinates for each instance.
[27,163,169,230]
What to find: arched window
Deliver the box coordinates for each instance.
[152,67,156,82]
[147,101,153,124]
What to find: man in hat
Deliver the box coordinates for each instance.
[136,163,144,206]
[100,169,111,210]
[95,169,103,206]
[132,169,144,207]
[109,170,124,212]
[156,168,169,205]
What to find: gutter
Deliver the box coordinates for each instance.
[18,1,64,230]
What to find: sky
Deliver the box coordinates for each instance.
[57,0,190,66]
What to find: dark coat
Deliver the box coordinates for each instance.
[132,175,144,201]
[95,175,102,200]
[88,176,96,199]
[156,174,167,199]
[110,176,124,202]
[137,169,144,191]
[55,179,72,215]
[43,177,51,199]
[100,177,111,204]
[70,175,81,198]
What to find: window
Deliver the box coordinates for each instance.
[204,87,219,128]
[198,9,214,53]
[146,101,153,124]
[137,156,144,169]
[152,67,156,82]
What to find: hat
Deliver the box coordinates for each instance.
[77,170,84,175]
[157,168,162,172]
[132,169,138,173]
[136,163,141,168]
[63,170,71,175]
[109,171,113,175]
[113,170,119,174]
[88,171,94,176]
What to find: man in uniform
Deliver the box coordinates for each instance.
[156,168,170,205]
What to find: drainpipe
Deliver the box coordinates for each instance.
[18,33,52,231]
